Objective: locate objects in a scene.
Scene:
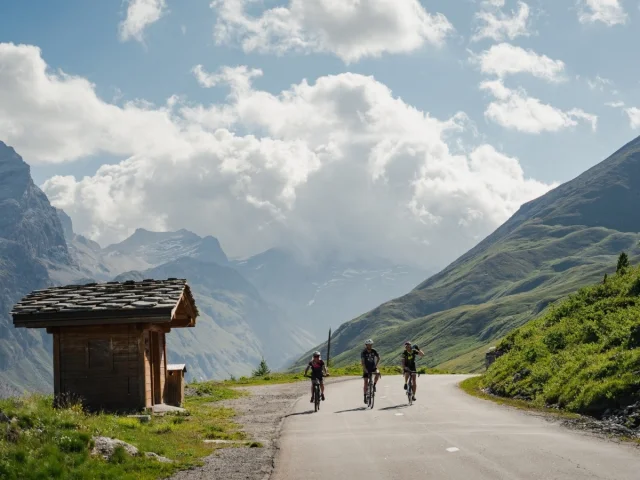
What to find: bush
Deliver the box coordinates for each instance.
[252,358,271,377]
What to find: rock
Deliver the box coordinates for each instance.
[91,436,139,459]
[127,414,151,424]
[145,452,173,463]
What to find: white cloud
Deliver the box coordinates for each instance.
[471,43,566,82]
[625,107,640,128]
[211,0,454,63]
[605,100,625,107]
[578,0,627,26]
[472,1,532,42]
[0,42,552,269]
[119,0,167,42]
[586,75,614,91]
[480,79,598,133]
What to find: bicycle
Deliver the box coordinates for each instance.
[305,374,324,412]
[405,370,420,406]
[365,370,381,409]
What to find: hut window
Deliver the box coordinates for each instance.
[88,339,112,370]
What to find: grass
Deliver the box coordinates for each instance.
[189,362,450,391]
[0,384,246,479]
[459,376,580,420]
[482,264,640,420]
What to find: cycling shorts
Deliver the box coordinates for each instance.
[362,367,379,379]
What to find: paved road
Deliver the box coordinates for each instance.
[272,375,640,480]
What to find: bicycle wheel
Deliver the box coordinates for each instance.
[314,383,320,412]
[407,381,412,406]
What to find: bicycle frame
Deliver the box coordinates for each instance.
[305,374,324,412]
[405,370,420,406]
[365,370,381,409]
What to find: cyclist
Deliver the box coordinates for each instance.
[402,341,424,401]
[304,351,328,402]
[361,339,380,404]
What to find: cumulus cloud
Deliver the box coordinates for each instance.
[578,0,627,26]
[471,43,566,82]
[211,0,453,63]
[0,41,552,269]
[480,79,598,133]
[119,0,168,42]
[472,1,532,42]
[625,107,640,129]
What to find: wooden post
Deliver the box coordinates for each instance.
[52,331,61,407]
[326,328,332,368]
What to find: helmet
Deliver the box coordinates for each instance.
[364,339,373,345]
[313,351,321,356]
[404,341,411,346]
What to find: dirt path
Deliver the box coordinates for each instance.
[169,377,356,480]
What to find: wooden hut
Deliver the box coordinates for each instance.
[11,278,198,412]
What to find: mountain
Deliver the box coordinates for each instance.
[59,222,230,282]
[232,248,430,338]
[0,141,75,395]
[293,135,640,373]
[114,257,315,381]
[104,228,228,267]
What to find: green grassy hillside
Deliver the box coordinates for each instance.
[482,259,640,419]
[292,135,640,372]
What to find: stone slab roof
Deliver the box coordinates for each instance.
[11,278,198,327]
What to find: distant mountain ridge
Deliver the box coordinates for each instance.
[294,134,640,373]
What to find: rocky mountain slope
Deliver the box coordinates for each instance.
[0,141,75,395]
[294,135,640,373]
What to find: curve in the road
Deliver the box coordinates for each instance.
[272,374,640,480]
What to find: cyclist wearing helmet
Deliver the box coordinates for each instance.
[361,339,380,404]
[402,341,424,401]
[304,351,328,402]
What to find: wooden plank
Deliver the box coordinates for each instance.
[16,315,172,329]
[53,332,61,397]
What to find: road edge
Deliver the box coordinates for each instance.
[458,376,640,446]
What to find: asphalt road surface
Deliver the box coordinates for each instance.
[272,375,640,480]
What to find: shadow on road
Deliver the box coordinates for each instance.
[378,404,409,411]
[285,410,316,417]
[334,407,368,414]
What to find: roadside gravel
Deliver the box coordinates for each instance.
[169,377,356,480]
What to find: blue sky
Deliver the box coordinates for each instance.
[0,0,638,267]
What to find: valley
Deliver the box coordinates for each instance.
[294,135,640,373]
[0,141,428,393]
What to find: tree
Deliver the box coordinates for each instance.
[252,357,271,377]
[603,273,608,284]
[616,252,630,274]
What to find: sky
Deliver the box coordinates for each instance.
[1,0,639,270]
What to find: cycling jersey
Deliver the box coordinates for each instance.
[402,350,417,371]
[308,360,325,379]
[361,348,379,371]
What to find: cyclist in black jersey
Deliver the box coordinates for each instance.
[361,339,380,404]
[402,341,424,401]
[304,351,328,402]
